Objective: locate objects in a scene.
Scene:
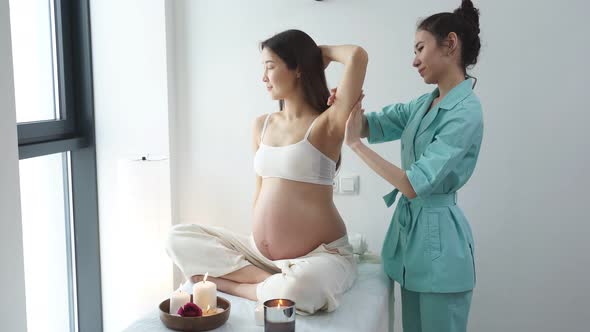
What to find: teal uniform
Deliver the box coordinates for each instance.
[366,79,483,332]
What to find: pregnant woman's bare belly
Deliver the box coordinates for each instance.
[252,178,347,260]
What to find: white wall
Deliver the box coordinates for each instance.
[467,1,589,330]
[90,0,173,331]
[169,0,590,331]
[0,0,27,330]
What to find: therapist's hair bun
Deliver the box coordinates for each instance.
[453,0,481,69]
[454,0,480,35]
[418,0,481,71]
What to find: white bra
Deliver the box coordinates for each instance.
[253,113,336,186]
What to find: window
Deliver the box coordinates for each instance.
[10,0,58,123]
[10,0,101,331]
[19,152,75,332]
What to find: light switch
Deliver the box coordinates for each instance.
[339,175,358,194]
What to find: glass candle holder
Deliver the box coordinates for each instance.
[263,299,295,332]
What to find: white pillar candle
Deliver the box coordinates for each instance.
[169,285,190,315]
[193,273,217,310]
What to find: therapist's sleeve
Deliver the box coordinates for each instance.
[406,108,483,197]
[366,103,412,144]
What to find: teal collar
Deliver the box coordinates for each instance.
[433,78,474,111]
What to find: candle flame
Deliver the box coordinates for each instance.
[203,272,209,283]
[277,299,283,308]
[206,304,211,312]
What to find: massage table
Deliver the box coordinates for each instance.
[124,260,393,332]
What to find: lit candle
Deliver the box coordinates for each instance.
[169,284,190,315]
[201,304,224,316]
[264,298,295,332]
[193,272,217,311]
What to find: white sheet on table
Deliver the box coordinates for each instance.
[124,262,392,332]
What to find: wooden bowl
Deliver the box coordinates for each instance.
[159,297,231,331]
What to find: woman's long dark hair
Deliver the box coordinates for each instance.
[260,30,341,170]
[261,29,330,113]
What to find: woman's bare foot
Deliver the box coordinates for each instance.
[190,266,274,301]
[190,265,272,284]
[191,275,259,301]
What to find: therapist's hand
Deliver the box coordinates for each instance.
[327,87,364,106]
[344,93,365,147]
[327,87,337,106]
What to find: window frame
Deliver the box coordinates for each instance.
[15,0,102,331]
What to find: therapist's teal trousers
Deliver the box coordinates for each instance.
[401,287,473,332]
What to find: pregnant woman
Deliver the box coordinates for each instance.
[166,29,367,314]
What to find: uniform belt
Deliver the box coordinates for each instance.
[383,189,458,240]
[383,189,457,208]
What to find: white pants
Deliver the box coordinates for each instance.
[165,224,357,314]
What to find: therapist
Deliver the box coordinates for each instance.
[331,1,483,331]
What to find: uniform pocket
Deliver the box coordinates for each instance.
[427,212,442,260]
